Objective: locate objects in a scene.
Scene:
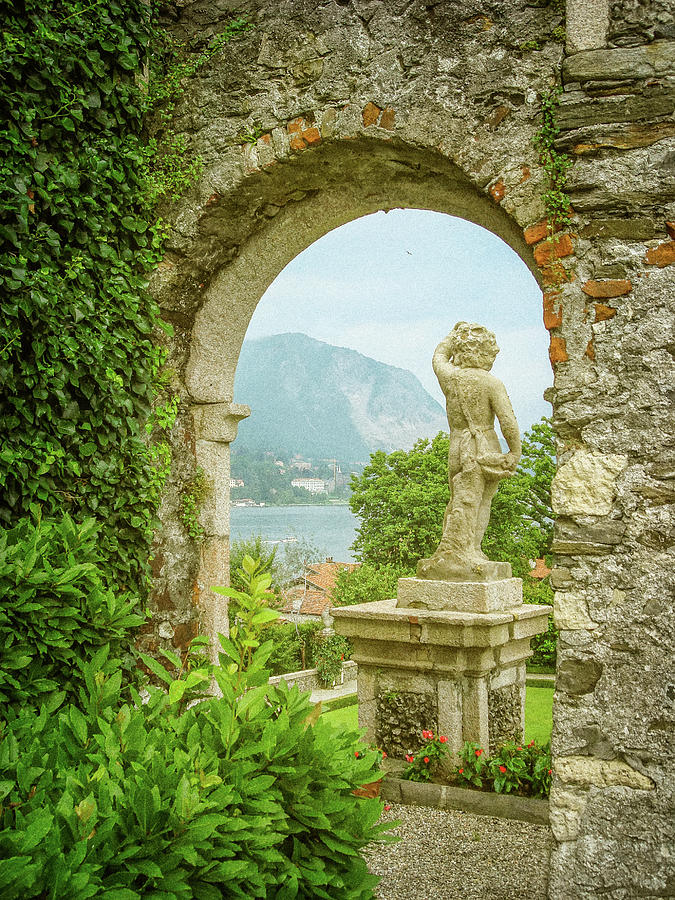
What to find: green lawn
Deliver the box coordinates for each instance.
[322,685,554,747]
[524,686,554,746]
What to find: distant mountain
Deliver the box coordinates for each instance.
[233,333,447,463]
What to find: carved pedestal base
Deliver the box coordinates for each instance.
[397,576,523,613]
[332,583,549,759]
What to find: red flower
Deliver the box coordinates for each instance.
[517,747,523,751]
[382,751,387,758]
[384,804,391,811]
[439,736,448,743]
[475,749,483,757]
[548,769,552,775]
[499,765,507,773]
[458,768,464,774]
[422,729,433,740]
[406,755,414,763]
[340,654,344,660]
[528,741,535,747]
[423,757,430,764]
[354,751,361,758]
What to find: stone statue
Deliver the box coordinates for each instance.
[417,322,521,582]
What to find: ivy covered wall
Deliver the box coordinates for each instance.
[0,0,165,596]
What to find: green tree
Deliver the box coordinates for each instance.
[483,418,555,576]
[348,420,555,576]
[348,432,450,570]
[332,562,404,607]
[273,537,327,590]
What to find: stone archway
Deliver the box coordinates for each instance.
[148,2,675,897]
[173,136,549,657]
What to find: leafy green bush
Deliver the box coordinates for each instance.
[0,0,165,594]
[332,562,405,607]
[229,533,279,593]
[266,620,323,676]
[529,613,557,669]
[523,576,557,669]
[349,433,450,569]
[0,561,395,899]
[401,729,451,782]
[0,513,144,709]
[314,633,352,688]
[0,1,252,595]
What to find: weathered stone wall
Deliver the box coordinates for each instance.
[546,8,675,895]
[377,689,438,758]
[487,683,524,753]
[149,0,674,895]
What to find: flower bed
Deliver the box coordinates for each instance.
[397,730,551,803]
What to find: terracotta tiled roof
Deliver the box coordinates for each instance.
[278,559,360,616]
[303,560,359,598]
[299,591,332,616]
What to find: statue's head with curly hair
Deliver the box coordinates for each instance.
[447,322,499,370]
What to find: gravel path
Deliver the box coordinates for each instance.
[363,803,552,900]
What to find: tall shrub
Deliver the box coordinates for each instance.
[0,563,394,899]
[0,513,144,709]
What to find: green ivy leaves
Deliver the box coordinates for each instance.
[0,0,161,595]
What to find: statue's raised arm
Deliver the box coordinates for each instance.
[417,322,521,582]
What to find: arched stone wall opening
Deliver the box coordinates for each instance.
[167,137,549,655]
[148,1,675,895]
[186,137,542,404]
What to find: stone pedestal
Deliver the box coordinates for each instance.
[332,578,549,759]
[397,576,523,612]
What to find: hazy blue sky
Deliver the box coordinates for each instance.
[243,208,551,430]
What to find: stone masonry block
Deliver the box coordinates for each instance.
[496,637,533,667]
[551,449,627,516]
[563,41,675,83]
[463,677,489,748]
[565,0,609,54]
[555,756,655,790]
[356,665,377,703]
[554,592,599,630]
[397,576,523,612]
[437,680,463,754]
[509,605,551,640]
[549,784,589,842]
[191,402,250,443]
[489,665,518,690]
[194,440,230,536]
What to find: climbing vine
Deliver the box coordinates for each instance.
[180,466,209,541]
[533,86,573,229]
[0,0,250,596]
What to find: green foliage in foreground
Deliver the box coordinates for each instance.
[0,513,144,710]
[0,561,395,899]
[0,0,251,594]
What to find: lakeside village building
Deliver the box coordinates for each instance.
[280,558,358,623]
[289,477,327,494]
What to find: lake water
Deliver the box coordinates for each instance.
[229,504,360,562]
